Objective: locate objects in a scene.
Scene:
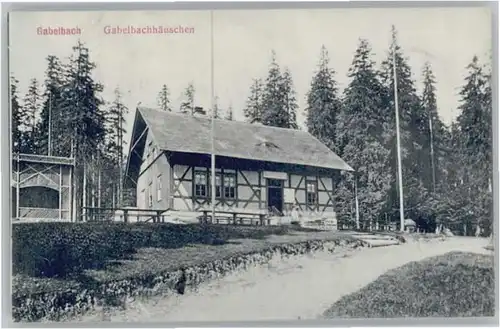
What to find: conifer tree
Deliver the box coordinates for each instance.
[37,55,65,155]
[157,84,171,111]
[105,87,128,207]
[180,82,196,115]
[243,78,264,123]
[334,39,392,227]
[21,78,43,154]
[212,95,221,119]
[421,62,447,192]
[454,56,492,234]
[10,75,22,154]
[457,56,492,185]
[419,56,492,235]
[281,68,299,129]
[225,104,234,121]
[58,41,106,217]
[261,51,297,128]
[305,45,342,152]
[261,51,283,127]
[62,41,106,158]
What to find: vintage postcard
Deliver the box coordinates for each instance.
[6,4,496,325]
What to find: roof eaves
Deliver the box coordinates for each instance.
[124,109,142,182]
[156,147,352,172]
[137,107,160,148]
[305,133,354,172]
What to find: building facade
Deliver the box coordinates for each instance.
[125,107,353,216]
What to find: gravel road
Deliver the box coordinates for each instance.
[77,236,492,323]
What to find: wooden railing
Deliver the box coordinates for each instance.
[82,207,170,223]
[199,209,269,226]
[12,153,75,165]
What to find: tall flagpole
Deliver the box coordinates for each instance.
[428,106,436,192]
[354,172,360,230]
[210,10,216,223]
[392,40,405,232]
[48,93,52,156]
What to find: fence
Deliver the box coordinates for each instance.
[81,207,170,223]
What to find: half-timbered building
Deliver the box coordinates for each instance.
[124,107,353,217]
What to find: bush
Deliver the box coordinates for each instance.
[12,222,291,278]
[12,237,364,322]
[323,252,495,318]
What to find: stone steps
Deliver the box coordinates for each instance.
[361,239,400,247]
[350,232,401,247]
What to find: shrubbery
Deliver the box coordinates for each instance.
[323,252,495,318]
[12,235,365,322]
[12,222,292,278]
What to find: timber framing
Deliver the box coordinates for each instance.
[164,154,338,214]
[125,108,353,217]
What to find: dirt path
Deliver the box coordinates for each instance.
[77,237,492,323]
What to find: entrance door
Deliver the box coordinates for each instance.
[267,179,284,213]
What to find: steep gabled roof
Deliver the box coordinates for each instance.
[135,107,353,172]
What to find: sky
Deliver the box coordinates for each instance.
[9,7,492,146]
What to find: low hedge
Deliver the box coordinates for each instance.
[12,222,294,278]
[12,237,366,322]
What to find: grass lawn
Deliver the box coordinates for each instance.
[323,251,495,318]
[13,226,353,297]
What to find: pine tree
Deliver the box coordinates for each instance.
[21,78,43,154]
[421,62,447,192]
[59,41,106,218]
[281,68,299,129]
[454,56,492,234]
[334,40,392,228]
[180,82,196,115]
[457,56,492,184]
[212,95,221,119]
[105,87,129,207]
[421,56,492,235]
[10,75,22,154]
[37,55,65,155]
[432,122,466,230]
[261,51,294,128]
[63,41,106,157]
[157,84,171,111]
[225,104,234,121]
[305,45,342,152]
[243,79,264,123]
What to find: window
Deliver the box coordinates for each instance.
[146,141,153,159]
[194,171,207,197]
[148,182,153,207]
[209,173,222,198]
[306,181,317,206]
[224,174,236,199]
[157,175,162,201]
[142,189,146,208]
[216,174,222,197]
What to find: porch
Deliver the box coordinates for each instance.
[11,153,75,222]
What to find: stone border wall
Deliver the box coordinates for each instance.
[13,238,367,322]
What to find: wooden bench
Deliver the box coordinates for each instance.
[199,210,270,226]
[83,207,170,223]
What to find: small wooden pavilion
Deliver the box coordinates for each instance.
[11,153,76,222]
